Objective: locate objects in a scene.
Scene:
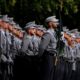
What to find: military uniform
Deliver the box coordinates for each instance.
[39,16,59,80]
[39,28,57,80]
[20,33,34,79]
[5,30,14,80]
[0,28,9,80]
[18,22,37,80]
[0,26,6,80]
[75,41,80,80]
[55,31,78,80]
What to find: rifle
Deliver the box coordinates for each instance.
[54,0,63,66]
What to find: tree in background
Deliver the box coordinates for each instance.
[0,0,80,29]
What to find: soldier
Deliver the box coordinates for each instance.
[36,25,46,37]
[31,25,46,56]
[19,21,37,80]
[0,15,4,79]
[14,24,22,54]
[21,21,37,56]
[70,30,80,80]
[38,16,59,80]
[58,29,78,80]
[10,23,22,58]
[76,38,80,80]
[69,34,78,80]
[53,26,70,80]
[8,19,19,80]
[35,25,47,80]
[0,15,10,80]
[10,25,20,80]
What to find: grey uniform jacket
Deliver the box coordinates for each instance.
[39,29,57,56]
[21,33,35,56]
[0,29,7,62]
[10,35,19,59]
[31,35,41,55]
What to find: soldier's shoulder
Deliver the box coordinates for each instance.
[23,32,30,39]
[42,32,51,39]
[43,32,51,37]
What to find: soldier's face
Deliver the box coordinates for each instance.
[9,25,13,31]
[3,22,9,29]
[70,38,76,46]
[0,20,2,26]
[0,21,4,27]
[48,22,58,29]
[16,30,20,36]
[76,38,80,43]
[52,22,58,28]
[0,19,2,24]
[36,29,43,37]
[29,28,36,35]
[13,28,17,34]
[19,32,23,38]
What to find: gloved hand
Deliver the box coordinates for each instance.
[1,54,8,63]
[7,56,13,64]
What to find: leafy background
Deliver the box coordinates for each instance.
[0,0,80,30]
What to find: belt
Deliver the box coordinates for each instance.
[76,58,80,61]
[44,50,57,56]
[59,57,75,62]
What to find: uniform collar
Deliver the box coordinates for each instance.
[32,35,38,41]
[0,29,5,35]
[47,28,55,33]
[47,28,55,36]
[27,35,32,39]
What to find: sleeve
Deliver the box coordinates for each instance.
[2,34,6,54]
[0,31,2,49]
[38,33,51,56]
[0,31,3,57]
[21,34,29,54]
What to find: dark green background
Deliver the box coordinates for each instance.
[0,0,80,30]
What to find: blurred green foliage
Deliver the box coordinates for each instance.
[0,0,80,29]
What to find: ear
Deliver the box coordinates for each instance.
[48,22,52,27]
